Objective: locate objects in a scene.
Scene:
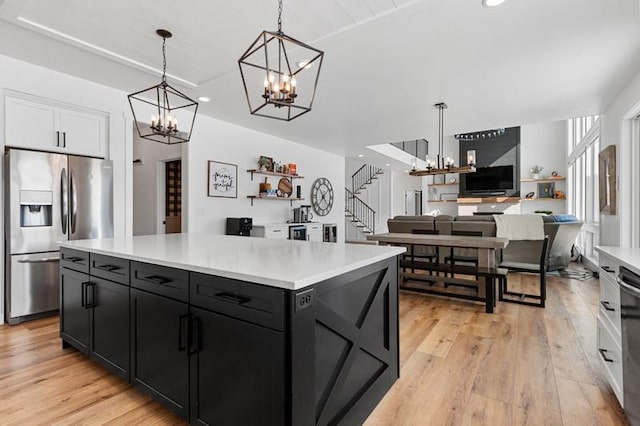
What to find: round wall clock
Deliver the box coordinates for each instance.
[311,177,334,216]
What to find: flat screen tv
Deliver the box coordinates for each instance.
[463,165,514,194]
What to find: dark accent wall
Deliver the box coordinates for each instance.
[459,127,520,197]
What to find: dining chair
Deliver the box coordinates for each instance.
[498,236,549,308]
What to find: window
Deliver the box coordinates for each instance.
[567,115,600,267]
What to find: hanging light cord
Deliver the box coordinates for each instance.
[161,35,167,83]
[277,0,283,33]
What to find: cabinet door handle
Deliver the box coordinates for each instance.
[138,274,171,285]
[66,256,83,262]
[62,132,66,148]
[94,264,120,272]
[85,282,97,309]
[214,292,249,305]
[81,281,94,308]
[56,131,60,147]
[178,314,189,352]
[599,348,614,363]
[81,282,88,308]
[188,316,201,355]
[601,266,615,273]
[600,301,615,312]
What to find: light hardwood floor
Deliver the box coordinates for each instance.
[0,270,629,425]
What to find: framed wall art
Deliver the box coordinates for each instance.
[599,145,616,214]
[208,160,237,198]
[537,182,555,199]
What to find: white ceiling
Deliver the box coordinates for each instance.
[1,0,639,158]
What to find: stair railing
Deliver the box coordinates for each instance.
[345,188,375,235]
[351,164,383,194]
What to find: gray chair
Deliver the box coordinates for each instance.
[499,236,549,308]
[407,229,439,276]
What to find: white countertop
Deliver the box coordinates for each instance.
[596,246,640,275]
[59,234,405,290]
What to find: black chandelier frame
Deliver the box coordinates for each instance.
[128,29,199,145]
[238,0,324,121]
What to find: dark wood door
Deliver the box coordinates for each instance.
[130,288,189,418]
[189,306,285,425]
[90,277,129,380]
[60,268,90,353]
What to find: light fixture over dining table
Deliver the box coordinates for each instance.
[238,0,324,121]
[409,103,476,177]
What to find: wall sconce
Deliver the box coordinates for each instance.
[467,150,476,166]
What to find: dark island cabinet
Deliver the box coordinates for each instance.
[60,264,129,381]
[60,246,400,426]
[130,288,190,419]
[189,306,285,425]
[60,267,90,352]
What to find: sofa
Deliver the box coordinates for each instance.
[387,214,583,271]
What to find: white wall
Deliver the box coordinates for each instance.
[599,69,640,247]
[520,120,568,215]
[132,135,183,235]
[187,116,345,241]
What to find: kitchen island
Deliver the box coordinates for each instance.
[58,234,404,425]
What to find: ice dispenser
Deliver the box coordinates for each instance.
[20,190,53,227]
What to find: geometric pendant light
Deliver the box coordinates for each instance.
[128,29,198,144]
[238,0,324,121]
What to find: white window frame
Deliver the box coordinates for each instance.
[567,117,600,268]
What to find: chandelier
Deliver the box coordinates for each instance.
[409,103,476,176]
[238,0,324,121]
[454,128,506,140]
[128,29,198,144]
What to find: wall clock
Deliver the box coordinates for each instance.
[311,177,334,216]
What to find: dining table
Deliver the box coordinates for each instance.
[366,233,509,313]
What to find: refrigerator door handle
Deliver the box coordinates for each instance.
[61,168,68,235]
[70,170,77,234]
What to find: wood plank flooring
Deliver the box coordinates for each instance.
[0,269,629,425]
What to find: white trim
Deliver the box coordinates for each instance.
[620,99,640,247]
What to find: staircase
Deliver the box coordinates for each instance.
[352,165,384,194]
[346,164,383,238]
[345,188,375,235]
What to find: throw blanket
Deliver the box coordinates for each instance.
[493,214,545,240]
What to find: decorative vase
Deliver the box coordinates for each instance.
[532,173,540,180]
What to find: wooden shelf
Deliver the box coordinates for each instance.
[521,198,566,201]
[429,183,459,186]
[520,177,566,183]
[457,197,522,204]
[247,169,304,180]
[247,195,304,206]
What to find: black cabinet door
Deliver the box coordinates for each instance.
[130,288,189,418]
[60,267,90,353]
[190,306,285,425]
[90,277,129,380]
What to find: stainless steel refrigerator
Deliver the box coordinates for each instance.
[4,148,113,324]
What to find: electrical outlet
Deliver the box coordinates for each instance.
[295,289,314,312]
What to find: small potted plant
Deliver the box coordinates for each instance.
[530,165,543,180]
[257,156,270,172]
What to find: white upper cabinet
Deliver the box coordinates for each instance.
[4,94,108,158]
[58,108,106,158]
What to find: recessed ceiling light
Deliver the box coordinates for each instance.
[198,96,210,102]
[357,154,365,158]
[482,0,506,7]
[385,163,391,167]
[297,61,313,69]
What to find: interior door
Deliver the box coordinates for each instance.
[68,156,113,240]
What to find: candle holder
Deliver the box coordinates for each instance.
[467,149,476,166]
